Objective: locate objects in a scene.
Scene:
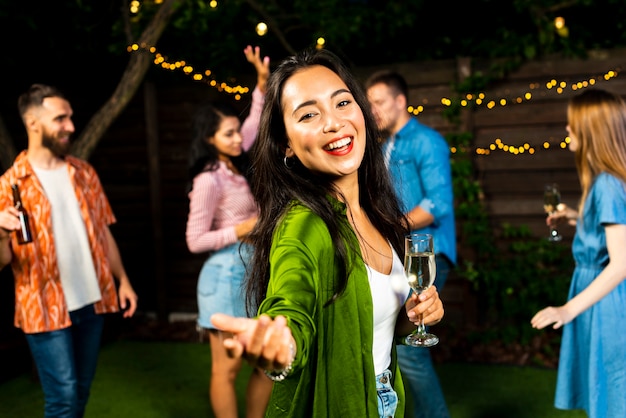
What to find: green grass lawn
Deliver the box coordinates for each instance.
[0,340,587,417]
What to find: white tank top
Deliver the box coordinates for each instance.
[367,247,410,374]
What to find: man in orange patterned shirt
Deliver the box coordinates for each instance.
[0,84,138,418]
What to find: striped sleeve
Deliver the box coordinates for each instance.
[185,171,237,253]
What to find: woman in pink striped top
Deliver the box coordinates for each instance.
[185,46,272,418]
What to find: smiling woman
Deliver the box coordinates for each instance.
[282,66,366,178]
[209,48,445,418]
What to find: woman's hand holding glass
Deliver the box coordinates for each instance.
[546,202,578,230]
[543,183,563,241]
[403,233,441,347]
[405,285,444,327]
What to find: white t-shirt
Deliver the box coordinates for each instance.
[33,165,102,311]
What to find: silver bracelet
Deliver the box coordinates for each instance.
[264,342,295,382]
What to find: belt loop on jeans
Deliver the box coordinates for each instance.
[376,369,392,385]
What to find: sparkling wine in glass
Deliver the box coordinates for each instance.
[403,233,438,347]
[543,183,563,242]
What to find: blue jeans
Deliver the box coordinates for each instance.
[398,254,451,418]
[25,304,104,418]
[376,369,398,418]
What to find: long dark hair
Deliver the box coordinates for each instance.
[186,101,251,192]
[245,48,408,312]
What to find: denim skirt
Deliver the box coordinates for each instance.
[197,243,250,329]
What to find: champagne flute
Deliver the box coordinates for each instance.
[543,183,563,242]
[403,233,438,347]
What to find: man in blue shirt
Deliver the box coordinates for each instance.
[366,70,456,418]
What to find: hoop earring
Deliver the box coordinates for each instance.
[283,156,294,169]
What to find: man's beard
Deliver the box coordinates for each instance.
[42,130,71,157]
[379,127,392,138]
[374,118,393,139]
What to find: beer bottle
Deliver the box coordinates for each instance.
[11,184,33,244]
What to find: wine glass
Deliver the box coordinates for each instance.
[403,233,439,347]
[543,183,563,242]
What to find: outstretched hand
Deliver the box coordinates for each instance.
[211,313,294,372]
[243,45,270,93]
[531,305,572,330]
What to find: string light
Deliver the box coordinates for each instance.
[128,43,250,100]
[129,1,141,14]
[129,40,618,155]
[129,40,619,155]
[473,136,572,156]
[436,70,617,112]
[256,22,268,36]
[126,0,621,157]
[418,69,619,156]
[554,16,569,38]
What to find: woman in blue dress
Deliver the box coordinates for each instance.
[531,88,626,418]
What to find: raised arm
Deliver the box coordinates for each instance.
[241,46,270,150]
[243,45,270,94]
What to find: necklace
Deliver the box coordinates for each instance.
[360,231,391,259]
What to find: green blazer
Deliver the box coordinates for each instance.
[259,199,405,417]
